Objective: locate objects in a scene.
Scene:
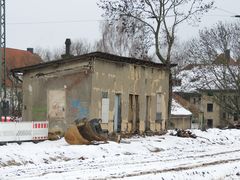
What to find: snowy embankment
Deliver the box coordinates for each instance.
[0,129,240,180]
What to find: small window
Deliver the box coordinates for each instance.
[172,79,182,86]
[102,92,108,98]
[207,92,213,96]
[222,112,226,119]
[223,96,226,102]
[207,103,213,112]
[193,98,196,104]
[156,93,162,122]
[156,112,162,122]
[234,113,238,121]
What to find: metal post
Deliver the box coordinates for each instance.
[0,0,6,121]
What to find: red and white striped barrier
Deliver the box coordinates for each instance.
[0,121,48,142]
[1,116,11,122]
[32,122,49,140]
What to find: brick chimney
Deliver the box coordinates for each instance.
[65,38,71,56]
[61,38,73,58]
[224,49,230,63]
[27,48,34,54]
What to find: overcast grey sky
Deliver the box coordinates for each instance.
[6,0,240,51]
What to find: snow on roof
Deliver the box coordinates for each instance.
[171,99,192,116]
[173,65,239,93]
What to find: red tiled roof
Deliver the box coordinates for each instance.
[182,54,239,71]
[213,53,237,65]
[2,48,42,87]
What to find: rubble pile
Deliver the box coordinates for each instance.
[170,129,197,138]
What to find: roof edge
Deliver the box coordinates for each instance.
[11,51,177,73]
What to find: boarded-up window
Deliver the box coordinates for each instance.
[102,92,108,99]
[156,93,162,122]
[101,98,109,123]
[48,90,66,119]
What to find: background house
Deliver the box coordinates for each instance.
[3,48,42,117]
[173,58,239,129]
[12,51,173,134]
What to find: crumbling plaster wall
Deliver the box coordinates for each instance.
[89,59,170,133]
[22,60,93,132]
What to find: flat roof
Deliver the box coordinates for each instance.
[11,51,177,73]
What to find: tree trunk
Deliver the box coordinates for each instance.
[167,68,172,130]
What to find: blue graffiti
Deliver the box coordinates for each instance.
[71,100,89,119]
[71,100,80,108]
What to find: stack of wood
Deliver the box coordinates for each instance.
[171,129,197,138]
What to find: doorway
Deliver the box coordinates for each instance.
[207,119,213,128]
[47,90,66,120]
[128,94,140,133]
[114,94,122,133]
[145,96,151,131]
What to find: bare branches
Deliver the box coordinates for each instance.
[35,39,93,61]
[96,20,151,59]
[180,21,240,121]
[98,0,214,65]
[99,0,214,125]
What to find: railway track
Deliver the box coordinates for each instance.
[1,147,240,179]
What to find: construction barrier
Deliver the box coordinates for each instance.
[32,122,49,140]
[0,121,48,143]
[1,116,11,122]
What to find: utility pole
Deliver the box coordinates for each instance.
[0,0,6,121]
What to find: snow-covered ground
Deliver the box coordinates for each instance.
[0,128,240,180]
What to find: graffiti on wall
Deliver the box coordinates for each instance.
[71,100,89,119]
[32,107,47,120]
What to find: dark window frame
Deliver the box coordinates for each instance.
[207,103,213,112]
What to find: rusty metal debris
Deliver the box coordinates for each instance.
[64,118,107,145]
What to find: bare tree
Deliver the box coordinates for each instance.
[96,20,151,59]
[182,21,240,124]
[185,22,240,64]
[35,47,62,62]
[98,0,214,127]
[98,0,214,65]
[71,39,93,56]
[35,39,94,61]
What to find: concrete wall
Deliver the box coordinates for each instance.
[22,60,93,132]
[89,59,170,133]
[22,57,170,134]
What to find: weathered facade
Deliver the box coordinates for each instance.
[200,90,238,128]
[173,51,240,129]
[13,52,172,134]
[174,87,239,129]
